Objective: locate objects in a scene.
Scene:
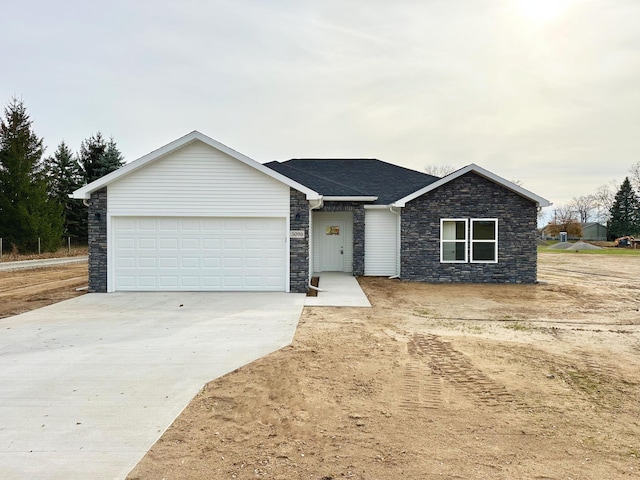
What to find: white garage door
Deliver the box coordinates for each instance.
[112,217,286,291]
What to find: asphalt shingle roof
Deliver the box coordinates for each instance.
[265,159,439,205]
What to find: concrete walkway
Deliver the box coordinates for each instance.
[304,272,371,307]
[0,292,304,480]
[0,256,87,272]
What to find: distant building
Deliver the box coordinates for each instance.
[581,222,608,241]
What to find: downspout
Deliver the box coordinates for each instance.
[308,198,324,291]
[389,206,401,279]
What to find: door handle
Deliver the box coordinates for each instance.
[340,247,343,255]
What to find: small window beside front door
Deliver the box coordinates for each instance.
[326,226,340,235]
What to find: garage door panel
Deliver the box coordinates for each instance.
[158,218,179,231]
[139,276,157,288]
[113,217,286,291]
[159,276,178,288]
[202,238,221,250]
[202,257,221,268]
[117,257,135,268]
[117,238,135,249]
[138,219,157,231]
[138,257,157,268]
[181,257,200,268]
[138,238,157,250]
[159,257,178,268]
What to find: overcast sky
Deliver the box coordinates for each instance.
[2,0,640,215]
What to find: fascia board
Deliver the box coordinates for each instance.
[363,204,393,209]
[323,196,378,202]
[393,164,551,208]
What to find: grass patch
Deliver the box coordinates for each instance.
[538,246,640,256]
[464,325,485,334]
[565,370,601,396]
[503,321,531,331]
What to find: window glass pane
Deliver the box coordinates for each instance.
[443,241,466,261]
[473,220,495,240]
[442,241,457,261]
[473,242,495,261]
[442,220,466,240]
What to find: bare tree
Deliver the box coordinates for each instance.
[424,164,456,177]
[593,181,618,223]
[569,195,596,223]
[545,204,582,238]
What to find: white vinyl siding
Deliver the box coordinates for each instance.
[112,217,286,291]
[365,209,398,276]
[108,141,289,217]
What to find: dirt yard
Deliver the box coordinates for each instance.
[2,254,639,479]
[123,253,639,479]
[0,262,88,318]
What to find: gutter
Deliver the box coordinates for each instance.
[308,197,324,291]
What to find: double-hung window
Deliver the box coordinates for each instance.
[440,218,498,263]
[440,219,468,262]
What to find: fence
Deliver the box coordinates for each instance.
[0,237,88,259]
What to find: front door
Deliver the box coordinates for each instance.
[319,221,345,271]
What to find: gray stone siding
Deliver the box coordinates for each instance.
[289,188,310,293]
[316,201,365,276]
[401,172,538,283]
[87,187,108,292]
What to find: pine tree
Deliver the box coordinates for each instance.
[0,97,63,253]
[608,177,640,238]
[78,132,124,184]
[44,141,87,241]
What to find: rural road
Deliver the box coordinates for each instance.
[0,256,88,272]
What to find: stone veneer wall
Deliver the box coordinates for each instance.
[401,172,538,283]
[289,188,310,293]
[316,201,365,276]
[87,187,108,292]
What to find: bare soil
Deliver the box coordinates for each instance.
[2,254,639,478]
[0,263,88,318]
[124,253,640,480]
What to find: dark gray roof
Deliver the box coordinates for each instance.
[265,159,439,205]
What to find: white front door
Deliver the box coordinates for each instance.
[319,220,345,271]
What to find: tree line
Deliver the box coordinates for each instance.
[545,166,640,240]
[0,98,124,254]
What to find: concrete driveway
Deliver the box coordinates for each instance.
[0,292,304,480]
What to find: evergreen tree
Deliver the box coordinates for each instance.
[78,132,124,184]
[0,98,63,253]
[103,136,125,173]
[44,141,87,241]
[608,177,640,238]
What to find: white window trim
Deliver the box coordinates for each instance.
[440,218,468,263]
[470,218,498,264]
[440,218,499,264]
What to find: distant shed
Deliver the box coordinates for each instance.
[582,222,608,241]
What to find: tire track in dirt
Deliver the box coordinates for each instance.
[407,333,525,409]
[399,359,442,412]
